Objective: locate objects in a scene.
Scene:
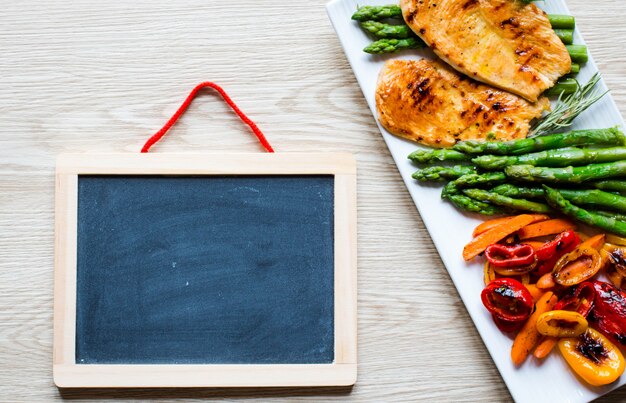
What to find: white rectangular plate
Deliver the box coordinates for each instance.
[326,0,626,401]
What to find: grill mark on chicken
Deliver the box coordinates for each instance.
[400,0,571,101]
[375,59,549,148]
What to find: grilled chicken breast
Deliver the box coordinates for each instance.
[400,0,571,102]
[376,59,550,147]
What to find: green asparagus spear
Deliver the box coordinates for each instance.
[491,184,545,199]
[596,210,626,222]
[412,165,477,181]
[570,63,580,75]
[545,78,579,96]
[364,37,426,54]
[463,189,552,213]
[566,44,588,64]
[554,28,574,45]
[447,194,506,215]
[560,189,626,212]
[442,172,507,198]
[408,148,470,164]
[548,14,575,29]
[594,180,626,193]
[351,5,402,21]
[473,147,626,170]
[491,185,626,212]
[505,161,626,184]
[360,21,414,39]
[544,186,626,236]
[454,127,624,156]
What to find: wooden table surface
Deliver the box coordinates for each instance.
[1,1,625,401]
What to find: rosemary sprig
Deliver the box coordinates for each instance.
[529,73,607,137]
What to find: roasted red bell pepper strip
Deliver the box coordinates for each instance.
[485,244,536,268]
[481,278,534,322]
[554,281,596,317]
[589,281,626,346]
[535,230,581,275]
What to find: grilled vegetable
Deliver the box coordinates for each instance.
[454,127,624,156]
[544,186,626,236]
[462,189,551,213]
[446,194,504,215]
[492,185,626,213]
[534,230,581,275]
[473,214,549,237]
[554,281,596,318]
[505,161,626,184]
[545,78,579,96]
[473,147,626,170]
[511,291,558,366]
[443,172,507,198]
[408,148,470,164]
[360,20,414,38]
[590,281,626,346]
[517,218,576,239]
[558,328,625,386]
[463,214,537,261]
[412,165,476,181]
[594,180,626,193]
[351,4,402,21]
[364,37,425,53]
[548,14,575,29]
[481,278,534,322]
[554,28,574,44]
[552,234,604,287]
[484,244,536,268]
[536,310,588,337]
[566,44,589,64]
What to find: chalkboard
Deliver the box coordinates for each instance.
[75,175,335,365]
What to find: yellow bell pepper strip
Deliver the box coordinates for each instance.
[463,214,537,261]
[552,234,605,287]
[602,243,626,277]
[511,291,558,366]
[606,233,626,246]
[558,328,625,386]
[483,261,497,286]
[536,310,588,337]
[602,251,624,288]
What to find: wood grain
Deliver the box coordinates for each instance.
[0,0,624,401]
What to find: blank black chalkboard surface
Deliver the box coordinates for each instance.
[53,153,357,388]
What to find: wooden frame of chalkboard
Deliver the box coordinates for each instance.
[53,153,357,388]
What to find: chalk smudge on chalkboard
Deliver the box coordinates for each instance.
[75,175,335,364]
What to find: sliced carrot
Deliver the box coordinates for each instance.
[537,272,556,289]
[533,336,558,359]
[472,214,550,237]
[473,217,512,238]
[580,233,605,250]
[511,291,558,366]
[517,218,577,240]
[463,214,537,261]
[525,284,545,302]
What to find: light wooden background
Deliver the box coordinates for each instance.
[1,1,625,401]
